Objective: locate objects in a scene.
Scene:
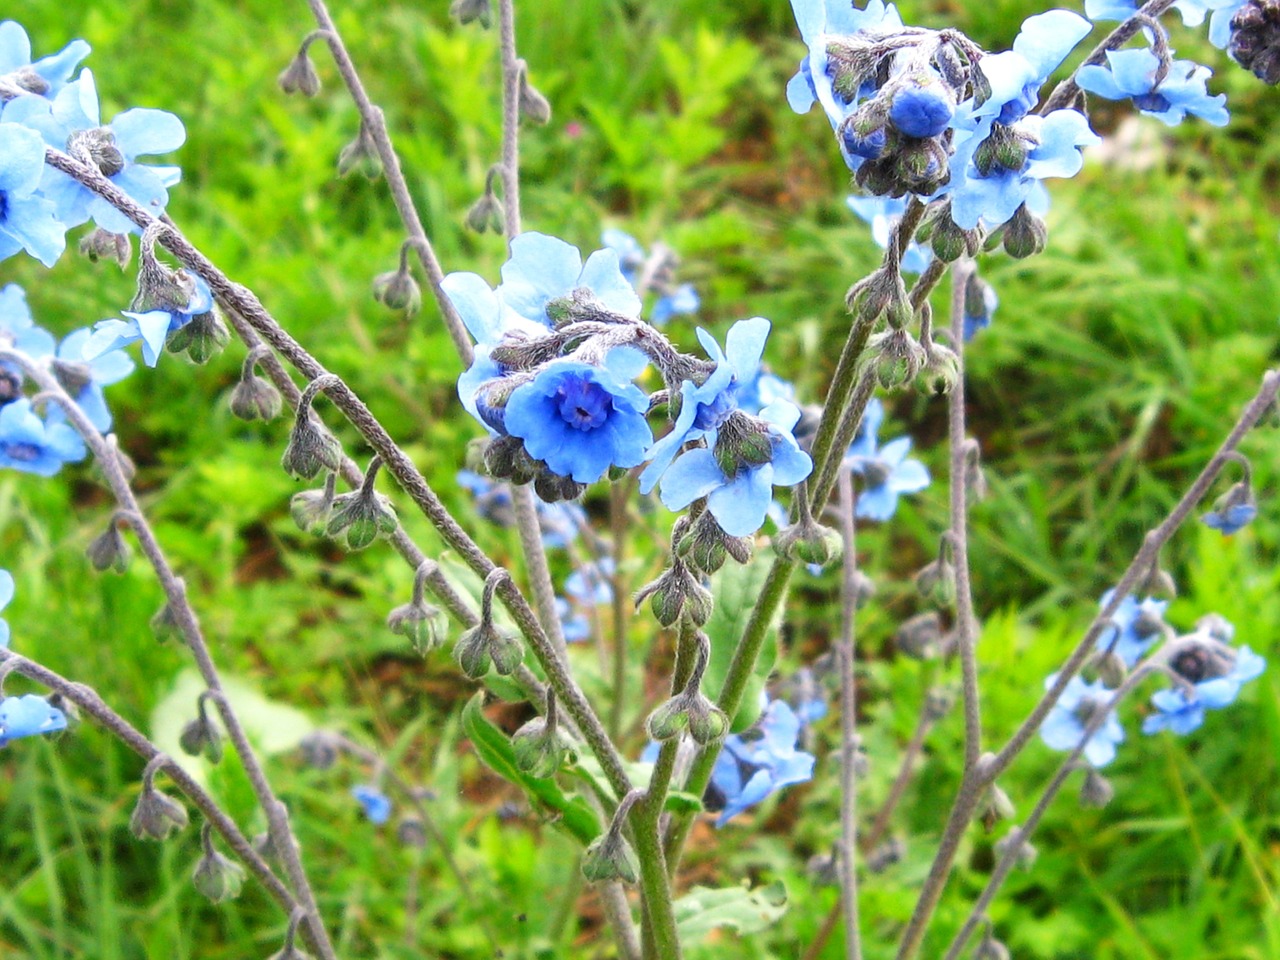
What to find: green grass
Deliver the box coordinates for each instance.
[2,0,1280,957]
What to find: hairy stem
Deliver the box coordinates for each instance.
[835,468,862,960]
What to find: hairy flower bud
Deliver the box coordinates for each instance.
[979,781,1015,831]
[230,372,283,422]
[974,931,1012,960]
[451,0,493,27]
[483,435,540,485]
[916,342,960,395]
[923,685,956,722]
[299,730,344,770]
[282,417,342,481]
[193,825,245,902]
[337,123,382,179]
[1002,203,1048,259]
[151,600,183,644]
[994,827,1038,869]
[582,830,640,885]
[455,621,524,678]
[78,228,132,269]
[532,469,587,504]
[291,473,337,536]
[87,521,131,574]
[465,191,505,233]
[180,708,224,765]
[1079,768,1115,808]
[166,309,230,365]
[864,329,927,391]
[1229,0,1280,84]
[387,599,445,655]
[130,784,189,841]
[895,611,944,660]
[774,518,843,569]
[676,510,752,575]
[866,836,906,873]
[326,488,398,551]
[914,556,956,608]
[278,49,321,97]
[635,561,713,627]
[372,265,422,317]
[511,715,575,778]
[519,68,552,124]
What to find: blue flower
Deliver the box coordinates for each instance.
[707,698,815,826]
[948,110,1099,230]
[0,568,12,648]
[503,349,652,484]
[1143,645,1265,735]
[639,317,772,494]
[1039,675,1125,767]
[1077,49,1228,126]
[0,121,65,267]
[0,693,67,747]
[963,276,998,340]
[889,73,955,138]
[970,10,1093,126]
[736,370,795,417]
[601,228,645,283]
[659,399,813,537]
[0,21,90,99]
[1096,589,1169,667]
[83,275,214,368]
[43,327,133,432]
[457,470,588,547]
[601,229,700,327]
[843,397,930,521]
[351,784,392,825]
[566,558,614,606]
[0,284,56,371]
[555,597,591,643]
[847,196,933,275]
[652,284,699,326]
[1201,498,1257,534]
[0,397,85,476]
[2,69,185,234]
[1083,0,1245,49]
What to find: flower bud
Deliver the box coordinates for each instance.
[511,716,575,778]
[151,601,183,643]
[713,412,774,479]
[299,731,344,770]
[1094,649,1128,688]
[230,373,283,421]
[1002,203,1047,259]
[845,267,908,325]
[636,562,713,627]
[372,265,422,317]
[291,475,336,535]
[864,329,927,392]
[519,70,552,124]
[278,49,321,97]
[483,435,540,485]
[165,309,230,365]
[337,124,382,179]
[450,0,492,27]
[87,521,131,574]
[1201,481,1257,534]
[807,850,841,887]
[387,599,445,654]
[895,612,944,660]
[465,191,504,233]
[928,211,980,262]
[180,710,224,764]
[130,784,189,841]
[774,518,843,569]
[915,343,960,395]
[974,931,1011,960]
[282,418,342,481]
[581,830,640,885]
[677,510,752,574]
[78,228,132,269]
[68,127,126,177]
[193,825,245,902]
[914,556,956,608]
[979,782,1015,831]
[1079,768,1115,808]
[994,827,1037,869]
[866,836,905,873]
[1229,0,1280,84]
[455,621,524,678]
[532,469,587,504]
[686,699,730,744]
[923,685,955,722]
[326,489,398,551]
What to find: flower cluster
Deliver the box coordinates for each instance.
[444,233,812,537]
[0,21,186,268]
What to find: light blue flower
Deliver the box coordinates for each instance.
[948,110,1099,229]
[639,317,771,494]
[43,327,133,432]
[503,349,652,484]
[1143,645,1265,735]
[847,195,933,274]
[0,397,85,476]
[1039,674,1125,767]
[0,120,65,267]
[1201,500,1257,534]
[736,370,795,417]
[1077,49,1228,126]
[83,275,214,368]
[351,784,392,825]
[0,283,56,364]
[652,283,699,326]
[1083,0,1245,48]
[555,597,591,643]
[0,21,90,99]
[659,399,813,537]
[971,10,1093,125]
[566,558,614,606]
[0,694,67,746]
[708,698,815,826]
[1096,589,1168,667]
[601,228,645,283]
[2,69,185,234]
[0,569,12,648]
[843,397,930,521]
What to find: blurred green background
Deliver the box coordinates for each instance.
[1,0,1278,957]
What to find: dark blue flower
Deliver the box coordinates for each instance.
[351,784,392,825]
[1077,49,1228,126]
[0,397,85,476]
[888,74,955,138]
[640,317,771,494]
[2,69,185,234]
[503,349,652,484]
[0,21,90,99]
[1038,674,1125,767]
[707,698,815,826]
[843,398,930,521]
[1096,589,1168,667]
[0,121,65,267]
[659,399,813,537]
[0,693,67,746]
[1143,645,1265,735]
[0,568,12,648]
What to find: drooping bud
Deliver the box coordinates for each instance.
[166,308,230,365]
[151,600,183,643]
[532,469,587,504]
[179,693,224,764]
[963,273,998,341]
[278,47,322,97]
[372,250,422,317]
[267,910,315,960]
[582,790,643,885]
[193,823,246,902]
[518,61,552,124]
[283,380,343,480]
[979,781,1015,831]
[299,730,344,770]
[130,758,190,842]
[387,599,445,655]
[866,836,905,873]
[807,850,841,887]
[894,611,945,660]
[1201,480,1258,534]
[676,509,752,575]
[915,537,957,608]
[483,435,540,485]
[78,228,132,269]
[465,189,504,234]
[774,517,843,569]
[450,0,493,27]
[87,518,131,574]
[864,329,927,391]
[634,559,713,627]
[231,349,283,421]
[326,457,398,551]
[511,692,575,778]
[291,472,338,535]
[994,826,1038,869]
[845,266,909,326]
[916,341,960,395]
[920,200,978,262]
[1002,203,1048,259]
[1093,649,1128,689]
[455,570,525,678]
[337,122,382,179]
[1079,768,1115,808]
[68,127,126,177]
[923,685,956,722]
[973,929,1012,960]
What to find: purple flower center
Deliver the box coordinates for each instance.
[693,384,738,431]
[555,376,610,431]
[3,441,42,462]
[1132,91,1172,114]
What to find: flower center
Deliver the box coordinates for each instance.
[862,458,892,487]
[555,376,609,431]
[693,383,738,431]
[1132,91,1172,114]
[3,442,42,462]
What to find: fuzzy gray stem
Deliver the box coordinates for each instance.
[836,468,862,960]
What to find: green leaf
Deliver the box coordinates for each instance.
[674,881,788,940]
[460,694,600,846]
[702,548,782,731]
